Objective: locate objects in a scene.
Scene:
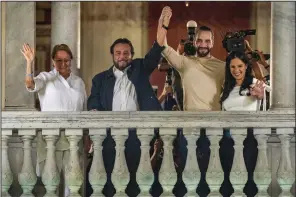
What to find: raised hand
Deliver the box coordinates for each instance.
[159,6,172,28]
[162,6,172,27]
[21,43,35,63]
[250,80,265,99]
[157,6,172,46]
[244,40,253,52]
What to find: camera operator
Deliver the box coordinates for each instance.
[157,57,182,111]
[244,40,270,82]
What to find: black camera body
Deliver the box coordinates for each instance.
[183,26,197,56]
[222,29,256,53]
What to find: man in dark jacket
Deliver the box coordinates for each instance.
[86,6,172,197]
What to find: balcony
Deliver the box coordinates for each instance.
[1,111,295,197]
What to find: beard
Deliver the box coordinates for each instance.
[113,59,131,71]
[197,47,211,57]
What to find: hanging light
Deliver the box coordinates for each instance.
[185,1,189,7]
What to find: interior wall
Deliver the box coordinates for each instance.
[249,2,271,54]
[148,2,253,97]
[1,2,6,109]
[80,2,149,95]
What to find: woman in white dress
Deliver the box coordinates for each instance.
[21,43,87,197]
[219,51,269,197]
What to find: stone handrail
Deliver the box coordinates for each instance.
[1,111,295,197]
[2,111,295,128]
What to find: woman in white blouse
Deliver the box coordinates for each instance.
[221,51,268,111]
[21,43,87,197]
[22,43,87,111]
[220,51,270,196]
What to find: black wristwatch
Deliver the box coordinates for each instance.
[162,24,169,30]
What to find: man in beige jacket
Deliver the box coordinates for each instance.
[162,25,225,111]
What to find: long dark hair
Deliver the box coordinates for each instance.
[220,51,254,103]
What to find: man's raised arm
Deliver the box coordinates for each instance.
[142,6,172,75]
[160,8,186,72]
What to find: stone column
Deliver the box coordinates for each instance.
[51,2,80,76]
[136,129,154,197]
[41,129,60,197]
[253,129,272,197]
[88,129,107,197]
[270,2,295,111]
[229,129,248,197]
[18,129,37,197]
[1,129,13,197]
[3,2,36,111]
[158,128,177,197]
[206,128,224,197]
[276,128,295,197]
[64,129,83,197]
[183,128,200,197]
[111,128,129,197]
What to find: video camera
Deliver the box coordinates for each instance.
[222,29,270,61]
[222,29,256,53]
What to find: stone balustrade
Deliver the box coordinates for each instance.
[1,111,295,197]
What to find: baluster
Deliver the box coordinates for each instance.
[158,128,177,197]
[136,128,154,197]
[111,128,129,197]
[18,129,37,197]
[206,128,224,197]
[88,129,107,197]
[183,128,200,197]
[276,128,295,197]
[41,129,60,197]
[65,129,83,197]
[2,129,13,197]
[229,129,247,197]
[253,128,272,197]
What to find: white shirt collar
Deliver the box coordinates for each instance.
[113,65,130,75]
[53,68,73,80]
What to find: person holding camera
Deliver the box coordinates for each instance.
[244,40,270,82]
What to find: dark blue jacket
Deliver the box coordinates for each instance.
[87,41,164,111]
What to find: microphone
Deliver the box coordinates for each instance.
[186,20,198,41]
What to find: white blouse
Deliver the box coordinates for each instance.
[27,69,87,111]
[222,86,258,111]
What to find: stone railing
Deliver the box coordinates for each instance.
[1,111,295,197]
